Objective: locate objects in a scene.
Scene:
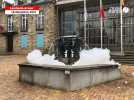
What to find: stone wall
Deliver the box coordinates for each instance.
[0,2,57,54]
[0,10,7,54]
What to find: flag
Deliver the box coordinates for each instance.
[99,0,105,18]
[120,0,125,14]
[121,0,125,7]
[99,7,105,18]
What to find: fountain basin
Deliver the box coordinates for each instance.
[19,63,121,91]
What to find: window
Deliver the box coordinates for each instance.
[36,11,44,31]
[20,35,28,48]
[7,15,13,32]
[36,33,44,48]
[17,0,25,5]
[61,11,76,35]
[21,15,28,32]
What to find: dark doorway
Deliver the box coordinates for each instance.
[6,35,13,52]
[0,32,16,52]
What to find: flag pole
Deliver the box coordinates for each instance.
[84,0,87,49]
[120,0,124,55]
[100,0,103,48]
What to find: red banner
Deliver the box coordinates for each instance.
[5,6,40,10]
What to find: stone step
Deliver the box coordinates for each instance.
[121,64,134,66]
[124,52,134,55]
[125,53,134,55]
[112,56,134,58]
[113,59,134,64]
[114,59,134,61]
[112,57,134,60]
[117,61,134,64]
[112,52,134,64]
[0,52,15,55]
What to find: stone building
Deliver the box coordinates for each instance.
[1,0,134,55]
[0,0,57,54]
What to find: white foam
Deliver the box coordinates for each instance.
[73,48,117,66]
[26,48,118,66]
[26,49,65,66]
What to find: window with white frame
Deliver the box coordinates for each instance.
[21,15,28,32]
[7,15,13,32]
[36,11,44,31]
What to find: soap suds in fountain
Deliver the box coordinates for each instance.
[73,48,117,66]
[27,50,65,66]
[27,48,118,66]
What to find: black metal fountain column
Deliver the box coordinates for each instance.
[55,35,81,65]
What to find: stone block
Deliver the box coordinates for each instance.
[19,63,121,91]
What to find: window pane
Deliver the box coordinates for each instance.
[36,33,44,48]
[36,11,44,31]
[20,35,28,48]
[62,11,76,35]
[21,15,28,32]
[7,16,13,32]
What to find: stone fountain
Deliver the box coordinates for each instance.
[19,35,121,91]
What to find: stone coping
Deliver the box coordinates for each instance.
[19,63,119,71]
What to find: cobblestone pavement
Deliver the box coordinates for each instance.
[0,55,134,100]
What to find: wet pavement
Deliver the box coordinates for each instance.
[0,55,134,100]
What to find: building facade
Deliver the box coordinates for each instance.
[0,0,134,55]
[0,0,57,54]
[56,0,134,55]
